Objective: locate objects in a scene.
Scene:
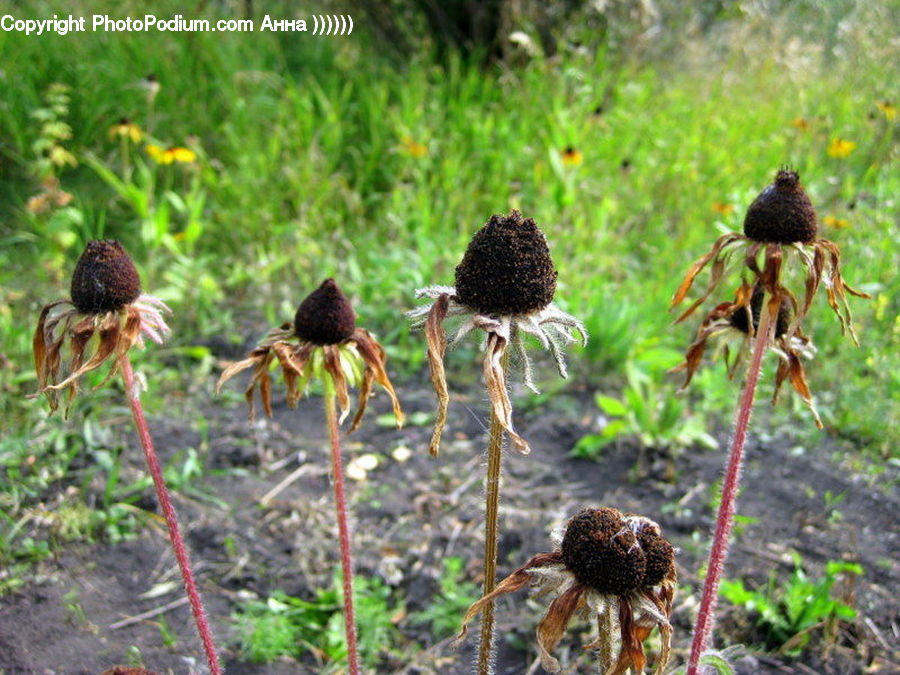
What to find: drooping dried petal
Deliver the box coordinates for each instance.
[671,232,745,320]
[424,294,450,456]
[323,344,351,422]
[349,328,403,432]
[70,240,141,314]
[535,583,586,672]
[294,279,356,345]
[455,210,558,316]
[483,332,530,453]
[455,551,564,643]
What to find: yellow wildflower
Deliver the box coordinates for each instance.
[827,138,856,158]
[561,145,583,167]
[712,202,735,216]
[823,215,850,229]
[146,144,197,165]
[401,137,428,158]
[875,100,896,122]
[109,118,143,143]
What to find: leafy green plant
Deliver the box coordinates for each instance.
[572,344,716,467]
[234,572,403,669]
[409,557,480,639]
[720,554,862,655]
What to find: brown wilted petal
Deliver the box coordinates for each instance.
[483,333,529,454]
[349,328,403,432]
[536,583,586,672]
[455,551,563,644]
[671,233,744,321]
[46,313,120,394]
[424,294,450,456]
[323,344,351,422]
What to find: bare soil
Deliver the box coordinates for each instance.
[1,377,897,674]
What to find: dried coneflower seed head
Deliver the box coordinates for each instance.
[729,285,791,337]
[70,240,141,314]
[636,529,676,587]
[561,507,647,594]
[454,210,558,316]
[294,278,356,345]
[743,169,817,244]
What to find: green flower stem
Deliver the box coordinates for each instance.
[119,355,221,675]
[324,379,361,675]
[476,349,509,675]
[687,292,778,674]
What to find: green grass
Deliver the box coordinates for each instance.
[0,0,896,570]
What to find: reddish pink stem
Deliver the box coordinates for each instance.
[324,392,361,675]
[686,295,776,674]
[119,356,222,675]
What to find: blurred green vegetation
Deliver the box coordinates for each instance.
[0,0,896,577]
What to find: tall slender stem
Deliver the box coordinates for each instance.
[476,351,509,675]
[324,387,361,675]
[118,356,221,675]
[686,294,777,674]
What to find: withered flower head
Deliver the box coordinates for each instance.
[675,282,822,427]
[457,507,676,674]
[33,240,170,413]
[70,240,142,314]
[409,210,586,456]
[217,278,402,430]
[455,211,558,316]
[294,278,357,345]
[743,169,817,245]
[671,168,869,427]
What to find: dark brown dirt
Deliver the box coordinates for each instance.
[1,375,897,674]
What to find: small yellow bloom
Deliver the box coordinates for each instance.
[827,138,857,158]
[561,145,583,167]
[876,100,897,122]
[791,116,810,131]
[712,202,735,215]
[146,144,197,165]
[823,215,850,229]
[401,137,428,158]
[109,118,143,143]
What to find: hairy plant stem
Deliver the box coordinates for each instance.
[686,293,778,674]
[324,384,361,675]
[476,349,509,675]
[118,356,221,675]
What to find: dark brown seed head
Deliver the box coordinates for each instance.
[454,210,558,316]
[560,507,647,595]
[70,240,141,314]
[729,285,791,337]
[743,169,818,244]
[628,519,676,586]
[294,279,356,345]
